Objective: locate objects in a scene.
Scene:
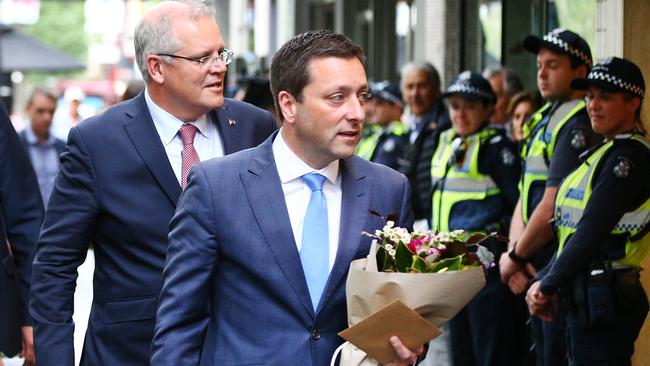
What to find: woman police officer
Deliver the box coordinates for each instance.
[432,71,524,365]
[527,57,650,364]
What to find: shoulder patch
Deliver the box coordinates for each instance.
[570,129,588,150]
[501,147,515,166]
[612,156,633,178]
[382,139,396,152]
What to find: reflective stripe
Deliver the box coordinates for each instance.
[443,177,498,193]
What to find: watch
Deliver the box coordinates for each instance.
[508,242,528,266]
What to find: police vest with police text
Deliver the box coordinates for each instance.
[430,127,501,232]
[555,134,650,267]
[520,99,586,224]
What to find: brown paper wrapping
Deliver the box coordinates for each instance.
[335,241,486,365]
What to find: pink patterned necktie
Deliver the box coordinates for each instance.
[179,123,200,190]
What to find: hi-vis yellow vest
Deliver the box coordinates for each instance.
[555,135,650,267]
[430,127,500,232]
[520,99,586,224]
[355,121,407,160]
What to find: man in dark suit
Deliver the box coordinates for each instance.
[152,30,422,366]
[0,102,43,366]
[29,2,276,365]
[18,88,66,206]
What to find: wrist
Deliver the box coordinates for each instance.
[508,241,529,266]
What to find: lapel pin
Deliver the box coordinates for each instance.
[228,118,237,126]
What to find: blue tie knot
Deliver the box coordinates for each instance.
[302,173,326,192]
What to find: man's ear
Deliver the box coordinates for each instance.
[147,55,165,84]
[278,91,298,125]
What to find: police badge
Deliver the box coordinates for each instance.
[570,130,587,150]
[613,157,632,178]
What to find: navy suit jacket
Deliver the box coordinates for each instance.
[29,92,276,366]
[151,132,414,365]
[0,103,43,357]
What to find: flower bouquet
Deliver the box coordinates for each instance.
[332,211,501,366]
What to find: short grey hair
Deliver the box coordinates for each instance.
[134,0,215,83]
[482,67,524,97]
[400,61,441,89]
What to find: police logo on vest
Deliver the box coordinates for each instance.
[570,130,587,150]
[613,156,632,178]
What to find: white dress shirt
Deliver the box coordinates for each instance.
[272,130,342,271]
[144,88,224,185]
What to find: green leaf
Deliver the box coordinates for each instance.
[430,254,464,273]
[444,241,467,258]
[394,241,413,272]
[376,246,387,271]
[411,255,427,273]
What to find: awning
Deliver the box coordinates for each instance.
[0,24,85,72]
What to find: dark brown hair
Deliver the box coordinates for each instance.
[270,30,364,121]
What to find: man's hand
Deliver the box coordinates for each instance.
[507,263,537,294]
[526,281,557,322]
[21,326,35,366]
[385,336,425,366]
[499,252,520,283]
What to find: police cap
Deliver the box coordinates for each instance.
[571,57,645,99]
[523,28,592,69]
[371,82,403,108]
[441,71,496,104]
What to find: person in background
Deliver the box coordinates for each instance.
[433,71,523,366]
[483,67,525,136]
[151,29,421,366]
[499,29,602,366]
[29,1,276,365]
[398,61,451,225]
[18,88,65,206]
[121,79,146,102]
[507,91,539,142]
[356,82,409,170]
[0,102,43,366]
[51,86,88,141]
[527,56,649,366]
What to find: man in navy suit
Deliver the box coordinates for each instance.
[151,30,422,366]
[18,88,66,205]
[0,102,43,366]
[29,1,276,365]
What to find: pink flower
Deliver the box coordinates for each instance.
[407,237,424,254]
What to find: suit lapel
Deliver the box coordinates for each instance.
[212,101,242,154]
[318,158,369,312]
[123,93,181,205]
[240,134,315,316]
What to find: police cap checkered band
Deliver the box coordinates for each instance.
[523,28,593,68]
[371,82,403,107]
[571,57,645,98]
[441,71,496,103]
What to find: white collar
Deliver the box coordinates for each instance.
[272,129,339,186]
[144,88,208,145]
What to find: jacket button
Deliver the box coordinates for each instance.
[312,329,321,340]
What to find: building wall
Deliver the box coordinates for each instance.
[623,0,650,363]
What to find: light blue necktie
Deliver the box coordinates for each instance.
[300,172,329,311]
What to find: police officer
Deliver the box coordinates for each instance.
[527,57,650,365]
[356,82,409,170]
[499,28,603,366]
[433,71,523,366]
